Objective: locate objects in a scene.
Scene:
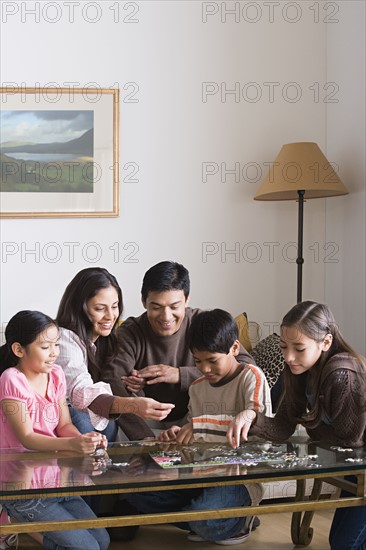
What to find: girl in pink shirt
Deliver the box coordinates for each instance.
[0,310,110,550]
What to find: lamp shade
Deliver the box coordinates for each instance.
[254,142,348,200]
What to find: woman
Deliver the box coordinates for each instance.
[56,267,174,442]
[227,301,366,550]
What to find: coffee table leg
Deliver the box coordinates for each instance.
[291,478,323,546]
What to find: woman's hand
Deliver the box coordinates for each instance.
[119,396,175,420]
[227,410,257,449]
[134,398,175,420]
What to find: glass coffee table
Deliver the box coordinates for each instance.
[1,437,365,546]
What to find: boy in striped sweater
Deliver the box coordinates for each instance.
[160,308,272,445]
[158,309,272,545]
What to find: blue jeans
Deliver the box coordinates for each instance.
[126,485,252,541]
[69,406,118,442]
[329,477,366,550]
[3,496,109,550]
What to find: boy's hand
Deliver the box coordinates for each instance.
[158,425,181,442]
[227,410,256,449]
[175,422,194,445]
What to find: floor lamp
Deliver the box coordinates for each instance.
[254,142,348,303]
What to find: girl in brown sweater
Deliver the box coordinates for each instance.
[227,301,366,550]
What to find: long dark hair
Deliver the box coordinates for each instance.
[56,267,123,381]
[0,311,58,375]
[281,301,365,427]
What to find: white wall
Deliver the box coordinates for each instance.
[0,1,338,339]
[325,1,366,354]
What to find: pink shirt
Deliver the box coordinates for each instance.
[0,364,66,450]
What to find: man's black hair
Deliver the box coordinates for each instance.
[141,261,190,301]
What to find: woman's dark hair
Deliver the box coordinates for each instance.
[0,310,58,375]
[141,261,190,302]
[188,309,238,354]
[281,300,365,427]
[56,267,123,381]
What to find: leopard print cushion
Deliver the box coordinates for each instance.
[251,333,285,389]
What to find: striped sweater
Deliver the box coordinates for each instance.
[188,363,272,442]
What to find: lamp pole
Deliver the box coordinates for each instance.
[296,190,305,303]
[254,144,348,305]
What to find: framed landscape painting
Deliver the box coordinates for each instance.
[0,87,120,218]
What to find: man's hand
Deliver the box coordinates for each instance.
[122,369,146,393]
[227,410,256,449]
[124,365,180,388]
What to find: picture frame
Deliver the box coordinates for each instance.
[0,87,120,218]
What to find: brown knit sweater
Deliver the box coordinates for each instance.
[251,353,366,448]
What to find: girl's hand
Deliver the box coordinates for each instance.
[227,410,257,449]
[69,432,105,455]
[85,432,108,450]
[96,433,108,450]
[175,423,194,445]
[78,456,107,476]
[158,425,181,442]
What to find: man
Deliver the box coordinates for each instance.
[103,261,255,429]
